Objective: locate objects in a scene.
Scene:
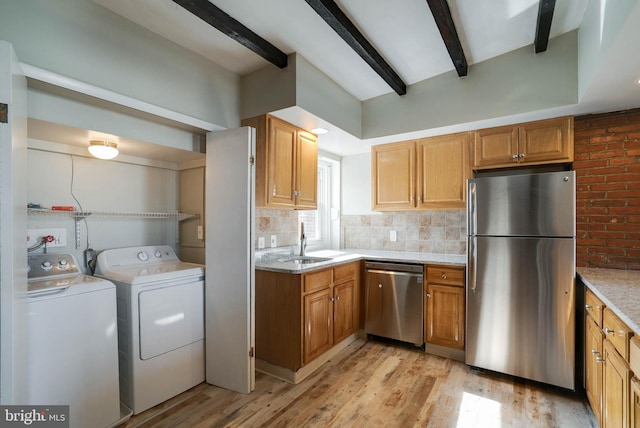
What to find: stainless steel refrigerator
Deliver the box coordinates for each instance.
[466,171,576,390]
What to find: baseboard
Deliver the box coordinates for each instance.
[425,343,465,362]
[256,334,358,384]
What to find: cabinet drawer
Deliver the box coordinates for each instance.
[630,336,640,374]
[585,288,605,327]
[603,308,633,361]
[334,262,357,284]
[426,266,464,286]
[303,269,333,294]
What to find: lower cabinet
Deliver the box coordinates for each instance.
[585,316,604,425]
[424,265,465,350]
[256,261,360,371]
[603,339,631,428]
[584,285,636,428]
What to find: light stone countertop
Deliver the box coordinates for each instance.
[578,268,640,335]
[255,248,466,274]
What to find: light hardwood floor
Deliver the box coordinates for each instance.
[122,339,596,427]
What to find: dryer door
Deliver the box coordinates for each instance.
[139,280,204,360]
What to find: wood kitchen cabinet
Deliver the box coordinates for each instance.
[424,265,465,350]
[371,132,471,211]
[242,114,318,209]
[473,116,573,170]
[584,285,636,428]
[256,261,360,372]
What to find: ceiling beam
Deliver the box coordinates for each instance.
[534,0,556,53]
[305,0,406,96]
[172,0,288,68]
[426,0,467,77]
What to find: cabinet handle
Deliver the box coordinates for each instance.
[378,283,383,288]
[441,273,447,279]
[293,190,300,196]
[519,153,525,158]
[426,293,431,298]
[596,356,605,363]
[512,154,518,160]
[330,297,334,302]
[336,295,340,301]
[604,327,615,335]
[418,195,422,202]
[272,185,276,196]
[585,304,593,310]
[591,349,600,355]
[410,196,415,202]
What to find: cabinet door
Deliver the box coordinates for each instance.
[518,117,573,165]
[425,284,464,349]
[631,378,640,428]
[417,133,470,209]
[303,288,333,365]
[372,141,415,211]
[333,280,354,344]
[267,117,297,207]
[296,130,318,209]
[603,339,631,428]
[472,125,519,169]
[585,316,604,426]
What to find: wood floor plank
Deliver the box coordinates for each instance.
[123,338,597,428]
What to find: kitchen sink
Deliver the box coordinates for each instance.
[279,256,332,265]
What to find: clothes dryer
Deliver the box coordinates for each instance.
[95,245,205,414]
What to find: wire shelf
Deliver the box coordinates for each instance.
[28,208,198,221]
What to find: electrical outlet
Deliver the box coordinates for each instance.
[390,230,397,242]
[258,237,265,249]
[270,235,277,248]
[197,225,204,240]
[27,228,67,248]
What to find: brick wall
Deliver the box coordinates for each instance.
[574,108,640,270]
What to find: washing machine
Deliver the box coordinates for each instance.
[27,253,124,428]
[95,245,205,414]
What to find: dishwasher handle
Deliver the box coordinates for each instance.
[366,269,423,278]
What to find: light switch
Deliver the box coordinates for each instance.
[270,235,277,248]
[390,230,397,242]
[258,237,265,249]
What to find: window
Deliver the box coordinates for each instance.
[298,157,339,250]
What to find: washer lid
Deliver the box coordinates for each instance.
[97,261,204,285]
[28,275,114,298]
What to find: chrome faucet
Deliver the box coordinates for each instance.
[299,222,306,257]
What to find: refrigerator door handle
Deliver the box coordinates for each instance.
[469,237,477,292]
[468,181,476,236]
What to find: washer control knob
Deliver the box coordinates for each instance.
[58,259,69,269]
[41,261,53,270]
[137,251,149,261]
[154,251,162,258]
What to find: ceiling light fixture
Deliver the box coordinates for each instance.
[88,140,119,160]
[311,127,329,135]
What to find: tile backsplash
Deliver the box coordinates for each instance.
[256,208,300,248]
[341,210,467,255]
[256,208,467,255]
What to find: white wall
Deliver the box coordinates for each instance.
[0,0,239,129]
[341,153,372,215]
[27,148,179,271]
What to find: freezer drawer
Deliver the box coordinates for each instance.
[365,263,424,346]
[466,236,576,389]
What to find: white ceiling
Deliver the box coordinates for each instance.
[94,0,588,101]
[38,0,639,160]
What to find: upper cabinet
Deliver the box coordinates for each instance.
[242,115,318,209]
[372,132,471,211]
[473,116,573,170]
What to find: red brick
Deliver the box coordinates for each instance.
[606,239,640,248]
[577,238,606,246]
[609,124,640,133]
[590,182,627,191]
[629,216,640,223]
[607,173,640,182]
[590,117,628,128]
[576,175,604,184]
[607,223,640,231]
[591,199,626,207]
[627,149,640,156]
[588,231,626,239]
[608,191,640,199]
[628,132,640,140]
[587,246,626,255]
[584,206,609,215]
[590,150,626,159]
[610,157,636,166]
[585,143,611,153]
[575,129,606,138]
[573,159,608,169]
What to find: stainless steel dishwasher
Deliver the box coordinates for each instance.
[364,262,424,346]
